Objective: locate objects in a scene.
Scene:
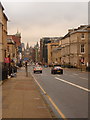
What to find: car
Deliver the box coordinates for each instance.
[51,66,63,74]
[33,66,42,73]
[44,65,48,68]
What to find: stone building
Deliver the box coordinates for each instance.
[0,2,8,63]
[73,25,88,69]
[60,32,70,66]
[60,25,89,69]
[88,25,90,69]
[7,36,17,63]
[48,39,60,65]
[40,37,60,64]
[24,43,30,61]
[8,31,22,64]
[47,25,89,70]
[40,37,51,64]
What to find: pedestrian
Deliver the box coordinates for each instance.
[4,54,11,78]
[11,59,16,77]
[25,61,28,76]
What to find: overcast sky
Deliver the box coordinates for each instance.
[2,1,88,47]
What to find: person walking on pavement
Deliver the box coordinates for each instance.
[25,61,28,77]
[4,54,11,78]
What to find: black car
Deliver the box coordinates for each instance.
[51,66,63,74]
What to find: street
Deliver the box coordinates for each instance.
[1,2,89,119]
[28,66,88,118]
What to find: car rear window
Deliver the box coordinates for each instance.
[35,67,42,69]
[54,66,61,69]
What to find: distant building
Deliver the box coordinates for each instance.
[7,37,17,62]
[8,31,22,63]
[29,46,35,62]
[40,37,51,64]
[21,43,25,60]
[23,43,39,63]
[34,42,40,63]
[24,43,30,60]
[40,37,58,64]
[21,43,25,52]
[48,38,61,65]
[31,47,35,62]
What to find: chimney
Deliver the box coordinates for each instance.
[68,29,74,33]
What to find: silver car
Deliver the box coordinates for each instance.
[33,66,42,73]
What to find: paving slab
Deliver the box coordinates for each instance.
[2,67,55,118]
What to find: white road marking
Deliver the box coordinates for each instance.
[64,73,88,80]
[73,73,78,76]
[79,77,88,80]
[55,77,89,92]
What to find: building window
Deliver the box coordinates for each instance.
[81,33,85,39]
[80,44,85,53]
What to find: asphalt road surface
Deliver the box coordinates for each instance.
[28,66,88,118]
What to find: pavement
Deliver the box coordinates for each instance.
[2,67,55,119]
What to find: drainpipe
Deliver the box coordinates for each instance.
[69,33,70,67]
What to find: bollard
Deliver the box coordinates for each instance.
[25,66,28,77]
[25,61,28,77]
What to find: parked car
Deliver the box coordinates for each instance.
[51,66,63,74]
[33,66,42,73]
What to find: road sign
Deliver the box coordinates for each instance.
[24,57,29,61]
[4,57,10,63]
